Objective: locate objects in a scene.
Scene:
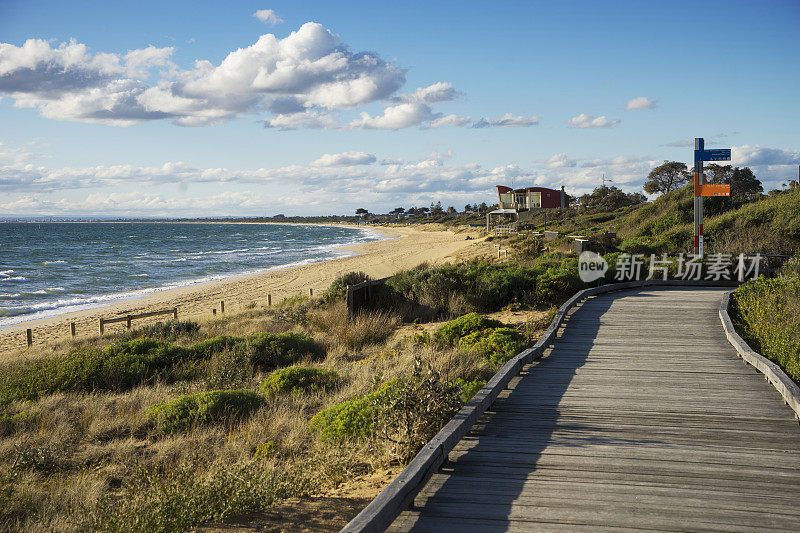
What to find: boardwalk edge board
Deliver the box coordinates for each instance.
[340,279,740,533]
[719,291,800,420]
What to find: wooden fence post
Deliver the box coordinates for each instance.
[309,288,314,297]
[70,323,76,337]
[99,319,105,335]
[126,315,132,329]
[268,294,272,306]
[173,308,178,320]
[26,328,32,347]
[220,301,225,313]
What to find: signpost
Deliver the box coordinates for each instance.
[693,138,731,257]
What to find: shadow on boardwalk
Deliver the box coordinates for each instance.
[390,288,800,532]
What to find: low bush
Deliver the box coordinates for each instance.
[433,313,503,346]
[323,271,371,303]
[119,320,200,342]
[309,380,398,443]
[459,327,527,366]
[732,276,800,383]
[147,389,264,434]
[0,332,321,404]
[259,367,341,397]
[386,257,584,318]
[452,378,486,403]
[242,332,322,369]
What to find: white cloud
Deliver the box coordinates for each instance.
[264,110,340,130]
[543,153,576,169]
[349,102,436,130]
[310,151,376,167]
[428,114,471,128]
[0,143,688,216]
[0,23,405,126]
[253,9,284,25]
[395,82,459,104]
[624,96,657,110]
[472,113,540,128]
[567,113,620,129]
[732,145,800,166]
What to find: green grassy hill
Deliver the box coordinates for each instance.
[519,186,800,256]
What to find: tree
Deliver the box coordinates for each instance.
[579,186,647,212]
[355,208,368,217]
[705,164,763,202]
[446,206,457,215]
[644,161,690,195]
[464,204,472,213]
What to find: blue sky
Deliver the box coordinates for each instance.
[1,0,798,216]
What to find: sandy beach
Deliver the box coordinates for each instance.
[1,226,481,355]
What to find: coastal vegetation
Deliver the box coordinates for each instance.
[731,258,800,384]
[2,183,798,531]
[0,254,563,531]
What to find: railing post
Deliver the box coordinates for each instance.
[99,319,104,335]
[220,300,225,313]
[70,322,76,337]
[126,315,132,329]
[173,308,178,320]
[26,328,32,347]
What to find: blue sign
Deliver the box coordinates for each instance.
[695,148,731,162]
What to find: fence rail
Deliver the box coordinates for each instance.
[99,308,177,334]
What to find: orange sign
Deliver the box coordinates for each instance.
[698,184,731,197]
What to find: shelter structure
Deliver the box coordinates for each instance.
[486,185,570,232]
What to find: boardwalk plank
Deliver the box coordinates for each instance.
[389,288,800,531]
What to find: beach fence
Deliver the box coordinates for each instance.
[346,278,387,317]
[99,308,178,334]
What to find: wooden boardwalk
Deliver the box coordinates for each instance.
[389,288,800,532]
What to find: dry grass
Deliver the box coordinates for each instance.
[309,301,401,350]
[0,287,505,532]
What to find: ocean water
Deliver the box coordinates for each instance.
[0,222,382,328]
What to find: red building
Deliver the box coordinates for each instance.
[496,185,570,211]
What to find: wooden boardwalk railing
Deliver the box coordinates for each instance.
[348,286,800,532]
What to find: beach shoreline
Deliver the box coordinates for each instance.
[0,225,478,355]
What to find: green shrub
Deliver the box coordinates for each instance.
[433,313,504,346]
[0,332,321,404]
[459,327,527,366]
[323,271,371,302]
[732,276,800,383]
[147,389,264,434]
[119,320,200,342]
[259,367,340,397]
[242,332,321,369]
[309,381,398,443]
[452,378,486,403]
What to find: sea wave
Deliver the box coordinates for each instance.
[0,276,27,282]
[0,223,385,328]
[42,260,67,265]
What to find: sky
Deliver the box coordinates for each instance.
[0,0,798,217]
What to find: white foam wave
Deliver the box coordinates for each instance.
[43,260,67,265]
[0,224,386,328]
[0,276,27,282]
[0,270,15,276]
